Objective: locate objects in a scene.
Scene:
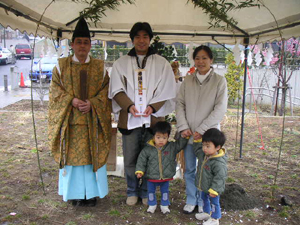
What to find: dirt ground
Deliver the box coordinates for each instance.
[0,100,299,225]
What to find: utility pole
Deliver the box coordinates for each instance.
[1,25,6,48]
[0,25,2,46]
[3,27,6,48]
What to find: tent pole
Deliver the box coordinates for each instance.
[239,37,249,158]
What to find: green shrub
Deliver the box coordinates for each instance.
[224,53,244,104]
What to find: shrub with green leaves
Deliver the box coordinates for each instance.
[150,36,176,62]
[224,53,244,104]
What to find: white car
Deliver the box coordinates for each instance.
[0,48,16,65]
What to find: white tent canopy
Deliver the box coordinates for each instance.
[0,0,300,45]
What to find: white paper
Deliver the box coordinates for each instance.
[134,69,147,116]
[255,51,262,67]
[264,47,274,66]
[233,41,241,65]
[247,50,253,66]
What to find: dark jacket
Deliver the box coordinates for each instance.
[193,141,227,195]
[135,137,188,180]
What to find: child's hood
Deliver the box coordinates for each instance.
[147,139,156,147]
[210,148,227,160]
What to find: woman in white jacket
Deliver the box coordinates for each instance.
[176,45,228,216]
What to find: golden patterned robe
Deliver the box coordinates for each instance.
[48,56,112,172]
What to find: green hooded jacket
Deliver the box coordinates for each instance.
[193,141,227,195]
[135,137,188,180]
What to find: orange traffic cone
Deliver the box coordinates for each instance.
[19,72,27,88]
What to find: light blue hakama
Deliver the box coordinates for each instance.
[58,164,108,202]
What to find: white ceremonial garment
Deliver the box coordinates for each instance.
[109,54,176,130]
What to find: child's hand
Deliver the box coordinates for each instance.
[209,193,217,198]
[181,129,192,138]
[136,173,143,179]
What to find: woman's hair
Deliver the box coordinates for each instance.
[129,22,153,41]
[193,45,213,60]
[202,128,226,147]
[152,121,171,136]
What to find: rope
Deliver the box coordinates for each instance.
[247,67,265,150]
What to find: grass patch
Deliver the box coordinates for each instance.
[227,177,235,183]
[22,195,30,200]
[250,173,259,178]
[278,206,290,218]
[109,209,120,216]
[244,211,256,218]
[81,213,94,220]
[291,174,297,179]
[65,222,77,225]
[41,214,49,219]
[268,175,275,179]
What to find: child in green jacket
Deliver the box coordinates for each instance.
[135,121,188,214]
[193,128,227,225]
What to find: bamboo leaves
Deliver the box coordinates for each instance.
[71,0,135,24]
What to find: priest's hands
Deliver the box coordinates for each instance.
[72,98,91,114]
[78,100,91,114]
[72,98,82,108]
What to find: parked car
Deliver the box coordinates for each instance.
[15,43,33,59]
[0,48,16,65]
[29,57,57,82]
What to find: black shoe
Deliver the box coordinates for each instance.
[71,198,97,207]
[71,199,86,206]
[84,197,97,207]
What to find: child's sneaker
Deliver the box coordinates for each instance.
[147,205,157,213]
[183,204,196,214]
[195,212,210,221]
[203,218,219,225]
[160,205,170,214]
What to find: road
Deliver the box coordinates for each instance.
[0,58,32,87]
